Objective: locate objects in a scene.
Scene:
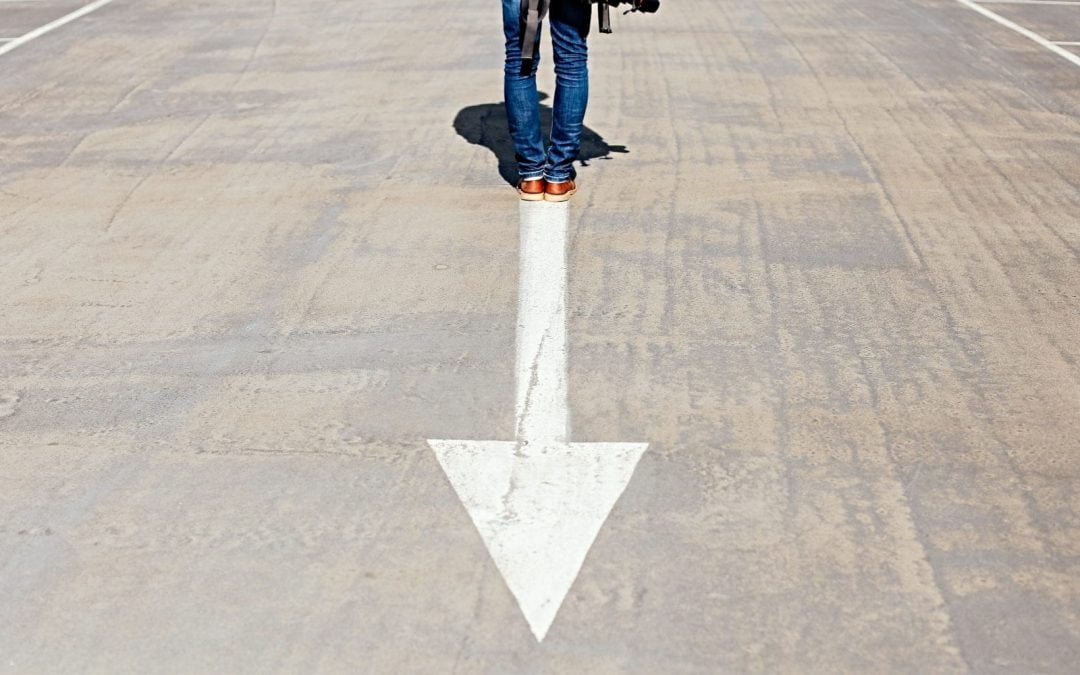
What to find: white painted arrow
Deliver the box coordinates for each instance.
[428,201,647,642]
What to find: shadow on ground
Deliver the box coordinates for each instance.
[454,92,629,185]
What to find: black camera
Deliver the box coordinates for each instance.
[590,0,660,34]
[610,0,660,12]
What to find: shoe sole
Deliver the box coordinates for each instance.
[519,191,545,202]
[543,189,576,203]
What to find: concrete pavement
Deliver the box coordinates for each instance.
[1,0,1079,671]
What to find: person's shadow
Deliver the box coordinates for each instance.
[454,92,629,185]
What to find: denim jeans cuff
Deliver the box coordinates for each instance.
[544,175,571,184]
[519,171,545,181]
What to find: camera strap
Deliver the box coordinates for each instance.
[520,0,549,73]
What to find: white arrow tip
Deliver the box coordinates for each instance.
[427,439,647,641]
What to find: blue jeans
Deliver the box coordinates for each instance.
[502,0,590,184]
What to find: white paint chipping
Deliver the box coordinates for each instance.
[0,0,116,58]
[428,201,647,642]
[958,0,1080,67]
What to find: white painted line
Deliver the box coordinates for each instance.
[1053,41,1080,45]
[0,0,116,58]
[976,0,1080,5]
[428,201,648,642]
[514,201,571,445]
[958,0,1080,67]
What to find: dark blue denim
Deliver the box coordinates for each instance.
[502,0,590,184]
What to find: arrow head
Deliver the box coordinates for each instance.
[427,439,647,641]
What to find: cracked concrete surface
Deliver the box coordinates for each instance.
[1,0,1079,671]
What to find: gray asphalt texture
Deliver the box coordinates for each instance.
[2,0,1079,672]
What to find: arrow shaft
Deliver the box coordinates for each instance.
[515,202,570,444]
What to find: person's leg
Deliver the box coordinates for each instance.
[545,0,591,184]
[503,0,546,182]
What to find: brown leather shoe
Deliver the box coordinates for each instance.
[518,178,546,201]
[544,179,577,202]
